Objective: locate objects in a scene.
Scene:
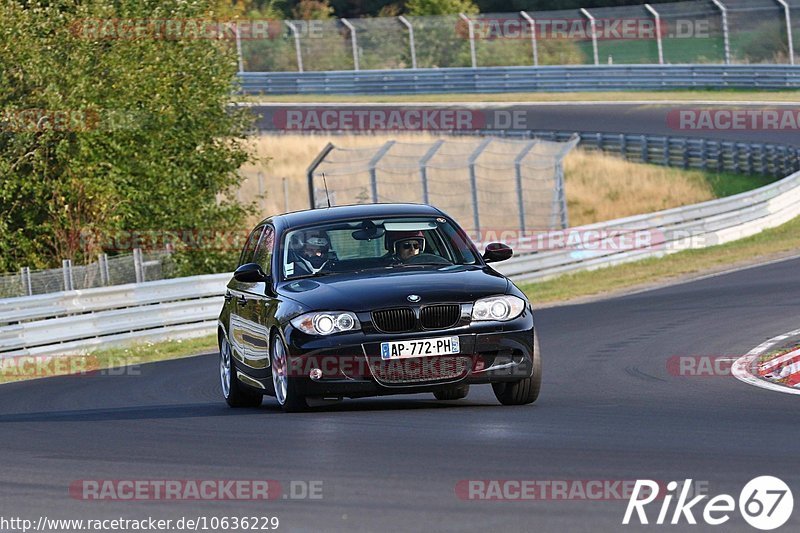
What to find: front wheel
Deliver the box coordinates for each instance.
[220,335,262,408]
[492,335,542,406]
[270,334,309,412]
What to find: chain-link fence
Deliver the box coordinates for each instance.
[307,136,579,236]
[0,250,174,299]
[237,0,798,72]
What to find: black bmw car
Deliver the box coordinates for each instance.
[218,203,541,412]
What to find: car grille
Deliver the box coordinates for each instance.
[420,304,460,330]
[367,355,472,385]
[372,308,415,333]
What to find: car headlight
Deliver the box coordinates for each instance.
[290,311,361,335]
[472,295,526,322]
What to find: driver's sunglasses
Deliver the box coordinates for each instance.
[401,241,421,250]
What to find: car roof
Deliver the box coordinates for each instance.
[264,203,446,231]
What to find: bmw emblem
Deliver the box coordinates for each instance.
[407,294,421,302]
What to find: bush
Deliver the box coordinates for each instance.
[0,0,257,276]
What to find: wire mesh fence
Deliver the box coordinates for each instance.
[0,250,174,299]
[307,136,579,236]
[237,0,799,72]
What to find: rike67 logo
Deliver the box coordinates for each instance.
[623,477,793,530]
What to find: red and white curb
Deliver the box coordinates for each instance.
[732,328,800,395]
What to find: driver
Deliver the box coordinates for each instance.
[295,232,332,274]
[386,230,425,262]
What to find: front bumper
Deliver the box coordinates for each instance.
[281,313,535,398]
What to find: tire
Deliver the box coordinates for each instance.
[270,334,309,413]
[433,383,469,401]
[492,334,542,406]
[220,334,263,408]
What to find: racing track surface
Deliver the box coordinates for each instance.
[251,102,800,145]
[2,256,800,532]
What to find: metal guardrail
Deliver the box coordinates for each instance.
[238,65,800,95]
[0,274,229,356]
[520,131,800,178]
[493,169,800,282]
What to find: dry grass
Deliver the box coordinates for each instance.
[239,134,720,226]
[563,149,715,226]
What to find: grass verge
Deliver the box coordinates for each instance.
[239,90,799,104]
[519,215,800,305]
[0,334,218,385]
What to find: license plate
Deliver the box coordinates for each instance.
[380,336,460,360]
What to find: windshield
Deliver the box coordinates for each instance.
[282,216,479,280]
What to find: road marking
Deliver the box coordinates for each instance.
[732,328,800,396]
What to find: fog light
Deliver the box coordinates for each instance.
[309,368,323,380]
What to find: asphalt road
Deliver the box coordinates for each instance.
[250,102,800,145]
[2,256,800,532]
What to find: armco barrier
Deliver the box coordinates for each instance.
[238,65,800,95]
[2,166,800,356]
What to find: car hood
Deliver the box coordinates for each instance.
[277,265,509,312]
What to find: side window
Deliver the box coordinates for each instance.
[239,226,264,266]
[253,226,275,273]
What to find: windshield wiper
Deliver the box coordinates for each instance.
[286,270,338,280]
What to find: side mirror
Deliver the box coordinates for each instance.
[483,242,513,263]
[233,262,269,283]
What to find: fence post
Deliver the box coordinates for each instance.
[21,267,32,296]
[398,16,417,69]
[641,135,649,163]
[306,142,335,208]
[520,11,539,66]
[368,141,396,203]
[99,254,109,286]
[644,4,665,64]
[580,9,600,66]
[700,139,708,170]
[341,18,360,71]
[419,140,444,204]
[133,248,144,284]
[711,0,731,64]
[682,139,689,169]
[284,21,304,72]
[235,22,244,73]
[514,141,538,233]
[776,0,795,65]
[619,134,627,159]
[62,259,74,291]
[467,138,493,234]
[459,13,477,68]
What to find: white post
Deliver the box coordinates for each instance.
[398,16,417,69]
[341,18,359,71]
[284,21,304,72]
[520,11,539,66]
[711,0,731,64]
[776,0,795,65]
[459,13,477,68]
[235,22,244,73]
[62,259,74,291]
[580,8,599,66]
[644,4,665,65]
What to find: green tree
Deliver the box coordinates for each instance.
[0,0,257,275]
[405,0,478,16]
